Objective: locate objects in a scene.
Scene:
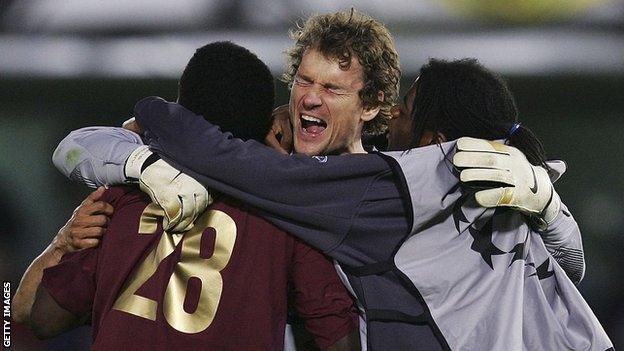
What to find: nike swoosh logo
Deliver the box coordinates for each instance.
[529,167,539,194]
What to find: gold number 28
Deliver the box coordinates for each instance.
[113,203,237,334]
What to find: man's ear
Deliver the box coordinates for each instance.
[361,91,384,122]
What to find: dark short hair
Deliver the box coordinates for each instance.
[412,58,547,167]
[178,41,275,142]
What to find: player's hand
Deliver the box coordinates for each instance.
[453,137,561,230]
[139,158,212,233]
[265,104,293,155]
[54,187,114,253]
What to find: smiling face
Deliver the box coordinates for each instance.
[289,47,380,156]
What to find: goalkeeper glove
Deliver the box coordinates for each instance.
[125,146,212,233]
[452,137,560,230]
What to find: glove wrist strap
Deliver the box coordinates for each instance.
[541,189,561,225]
[124,145,153,182]
[532,188,561,231]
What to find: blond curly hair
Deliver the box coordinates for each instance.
[282,9,401,136]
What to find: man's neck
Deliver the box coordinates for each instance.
[293,139,367,156]
[344,139,367,155]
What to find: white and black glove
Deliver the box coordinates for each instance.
[125,146,212,233]
[452,137,560,230]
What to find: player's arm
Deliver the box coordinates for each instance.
[51,97,390,250]
[12,237,67,325]
[28,242,101,340]
[453,137,585,283]
[29,285,89,339]
[290,241,360,350]
[137,97,585,246]
[53,97,580,266]
[536,201,585,283]
[134,97,392,247]
[12,188,112,326]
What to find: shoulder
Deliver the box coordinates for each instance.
[209,197,287,234]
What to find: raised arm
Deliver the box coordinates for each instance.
[49,103,392,250]
[134,97,592,268]
[132,97,394,250]
[134,97,391,206]
[51,97,584,272]
[13,188,112,331]
[13,238,68,326]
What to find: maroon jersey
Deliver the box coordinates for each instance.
[41,187,357,350]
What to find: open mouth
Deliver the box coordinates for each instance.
[300,115,327,134]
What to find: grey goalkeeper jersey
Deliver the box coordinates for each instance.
[52,97,611,350]
[387,144,611,350]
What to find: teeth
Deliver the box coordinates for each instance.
[301,115,323,123]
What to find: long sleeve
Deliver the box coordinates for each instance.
[135,97,589,280]
[52,126,143,187]
[135,96,395,252]
[539,202,585,284]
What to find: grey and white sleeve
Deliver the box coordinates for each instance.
[52,126,144,187]
[540,201,585,284]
